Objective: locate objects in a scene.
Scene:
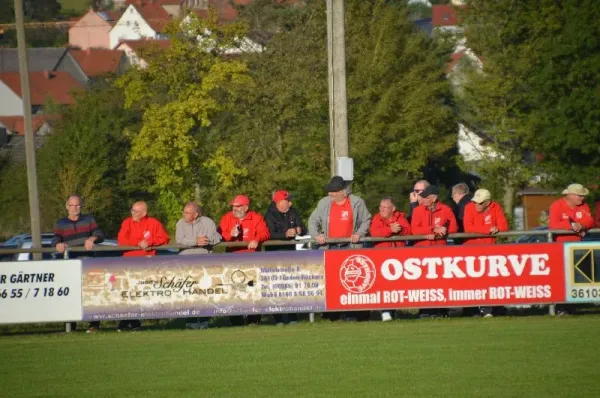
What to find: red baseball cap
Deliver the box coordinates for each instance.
[230,195,250,206]
[273,190,293,202]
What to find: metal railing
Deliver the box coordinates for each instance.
[1,228,599,255]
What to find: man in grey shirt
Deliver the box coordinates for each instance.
[175,202,221,255]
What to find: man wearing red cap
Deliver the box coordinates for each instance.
[264,190,306,250]
[219,194,270,252]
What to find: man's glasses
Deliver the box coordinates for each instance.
[232,205,244,208]
[130,209,143,213]
[67,204,81,208]
[413,189,423,193]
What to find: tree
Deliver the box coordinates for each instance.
[454,0,546,212]
[457,0,600,210]
[218,0,458,217]
[36,81,139,236]
[115,11,253,228]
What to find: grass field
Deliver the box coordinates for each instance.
[1,316,600,397]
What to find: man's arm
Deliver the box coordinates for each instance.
[88,216,104,244]
[151,220,170,246]
[578,204,595,229]
[200,218,221,246]
[117,219,133,245]
[265,212,287,240]
[255,215,270,243]
[549,201,571,230]
[369,216,392,238]
[175,219,195,246]
[354,199,371,237]
[51,220,64,247]
[410,208,430,235]
[308,208,322,237]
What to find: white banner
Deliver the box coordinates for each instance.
[0,260,82,324]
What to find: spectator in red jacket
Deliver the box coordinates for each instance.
[219,195,270,253]
[549,184,594,243]
[411,185,458,247]
[463,189,509,245]
[117,201,170,257]
[594,200,600,227]
[369,196,411,248]
[219,195,269,326]
[116,201,169,331]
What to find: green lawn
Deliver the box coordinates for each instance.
[1,316,599,396]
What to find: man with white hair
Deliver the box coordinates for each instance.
[549,183,594,243]
[176,202,221,255]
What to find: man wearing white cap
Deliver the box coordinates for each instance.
[462,188,509,318]
[463,189,509,245]
[549,184,594,243]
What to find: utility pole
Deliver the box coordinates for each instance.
[14,0,42,259]
[326,0,349,177]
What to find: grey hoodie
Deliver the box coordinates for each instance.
[308,194,371,239]
[175,216,222,252]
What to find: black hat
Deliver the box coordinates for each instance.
[419,185,439,198]
[324,176,349,192]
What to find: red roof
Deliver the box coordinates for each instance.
[432,5,458,27]
[132,3,172,32]
[69,49,124,77]
[118,39,171,52]
[0,115,50,135]
[0,71,83,105]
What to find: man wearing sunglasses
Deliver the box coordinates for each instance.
[407,179,430,222]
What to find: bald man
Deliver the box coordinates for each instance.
[117,201,170,257]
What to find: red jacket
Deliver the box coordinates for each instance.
[219,211,270,252]
[117,216,170,257]
[369,211,411,248]
[463,201,508,245]
[549,198,594,242]
[411,202,458,246]
[595,201,600,227]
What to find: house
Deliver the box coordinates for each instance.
[0,48,89,85]
[69,48,126,77]
[116,39,171,68]
[0,115,52,137]
[0,71,83,117]
[109,2,173,49]
[69,9,123,50]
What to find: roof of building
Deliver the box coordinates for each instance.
[432,5,458,26]
[0,115,50,135]
[0,71,83,105]
[0,48,89,85]
[132,3,173,32]
[69,48,124,77]
[118,39,171,52]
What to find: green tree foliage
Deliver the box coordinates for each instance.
[222,0,457,217]
[457,0,600,207]
[36,81,139,236]
[115,12,253,228]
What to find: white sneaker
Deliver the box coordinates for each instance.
[483,313,494,318]
[381,312,392,322]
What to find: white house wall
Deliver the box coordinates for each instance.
[109,5,158,49]
[0,82,23,116]
[457,123,502,162]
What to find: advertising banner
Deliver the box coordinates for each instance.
[325,243,566,311]
[0,260,83,324]
[564,242,600,303]
[81,251,325,321]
